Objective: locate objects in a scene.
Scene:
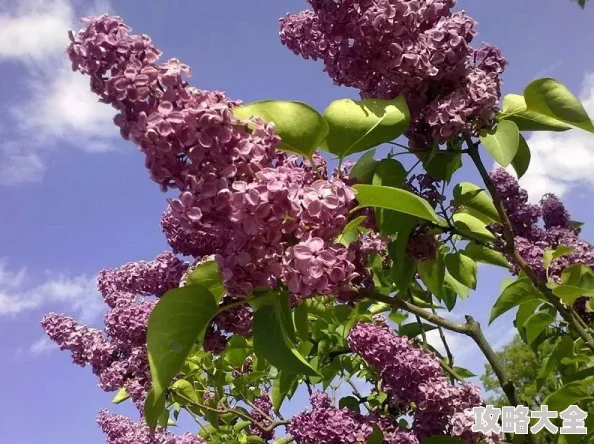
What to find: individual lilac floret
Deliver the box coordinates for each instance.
[289,393,374,444]
[450,408,503,444]
[249,393,275,441]
[97,410,205,444]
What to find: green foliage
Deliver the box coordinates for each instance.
[451,212,496,243]
[490,278,545,324]
[111,387,130,404]
[186,260,226,302]
[232,100,329,157]
[321,96,410,158]
[499,94,573,132]
[511,134,531,179]
[444,252,477,290]
[353,184,441,224]
[253,302,319,376]
[479,120,520,167]
[452,182,500,224]
[146,284,219,425]
[463,242,511,269]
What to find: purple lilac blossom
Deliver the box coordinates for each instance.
[249,393,275,441]
[97,410,205,444]
[279,1,507,145]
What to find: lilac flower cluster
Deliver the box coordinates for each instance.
[69,14,363,300]
[347,322,497,442]
[97,410,204,444]
[289,392,374,444]
[450,409,502,444]
[279,0,507,145]
[290,392,425,444]
[249,393,275,441]
[490,168,594,323]
[42,250,189,411]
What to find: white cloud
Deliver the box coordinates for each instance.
[0,0,117,185]
[514,73,594,202]
[29,336,58,356]
[0,261,104,324]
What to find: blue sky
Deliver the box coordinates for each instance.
[1,0,594,442]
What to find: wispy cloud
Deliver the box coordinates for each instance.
[0,0,117,185]
[0,260,104,324]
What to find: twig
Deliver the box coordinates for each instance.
[465,137,594,352]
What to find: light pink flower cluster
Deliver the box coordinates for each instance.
[279,0,507,146]
[42,251,189,411]
[97,410,204,444]
[347,322,498,442]
[69,14,361,300]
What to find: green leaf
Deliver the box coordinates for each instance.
[452,213,497,243]
[349,149,378,184]
[294,301,309,342]
[275,292,297,345]
[271,371,298,411]
[543,380,593,412]
[444,273,470,299]
[463,242,510,269]
[367,424,384,444]
[524,78,594,133]
[538,336,573,388]
[452,366,476,378]
[421,151,463,183]
[339,396,361,413]
[445,252,477,290]
[372,158,407,188]
[544,245,574,274]
[336,215,367,246]
[524,312,555,344]
[418,257,445,298]
[512,135,531,179]
[515,300,542,331]
[253,304,319,376]
[399,322,437,338]
[144,389,166,431]
[452,182,500,224]
[480,120,520,167]
[146,284,219,412]
[233,100,328,157]
[112,387,130,405]
[186,260,225,303]
[322,96,410,158]
[561,263,594,291]
[172,379,199,404]
[490,278,544,324]
[551,263,594,304]
[353,184,440,224]
[499,94,573,132]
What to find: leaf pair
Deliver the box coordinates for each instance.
[233,96,410,160]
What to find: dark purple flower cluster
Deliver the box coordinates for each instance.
[279,1,507,145]
[97,410,204,444]
[249,393,275,441]
[289,392,374,444]
[69,14,364,300]
[290,392,430,444]
[406,225,438,262]
[347,322,496,442]
[490,168,594,285]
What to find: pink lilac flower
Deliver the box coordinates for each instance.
[249,393,275,441]
[348,322,482,438]
[97,410,205,444]
[279,1,507,145]
[289,393,374,444]
[97,252,188,300]
[450,408,503,444]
